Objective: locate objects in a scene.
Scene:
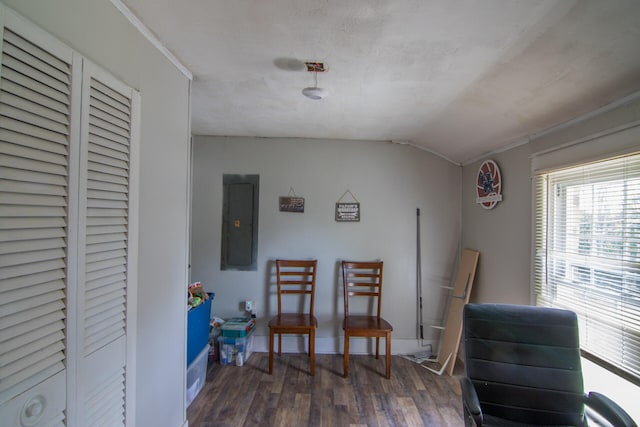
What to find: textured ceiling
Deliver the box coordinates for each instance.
[122,0,640,164]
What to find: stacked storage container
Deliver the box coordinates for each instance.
[186,295,212,406]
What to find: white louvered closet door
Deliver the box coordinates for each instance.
[73,61,139,427]
[0,8,78,427]
[0,5,139,427]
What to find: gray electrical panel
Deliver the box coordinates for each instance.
[221,174,259,270]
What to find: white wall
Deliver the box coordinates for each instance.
[461,143,533,304]
[191,136,462,355]
[3,2,192,426]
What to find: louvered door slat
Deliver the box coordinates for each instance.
[0,310,64,343]
[91,80,129,113]
[0,192,66,207]
[1,330,65,367]
[87,224,127,236]
[2,178,67,197]
[85,369,125,427]
[90,96,130,123]
[88,169,128,185]
[0,247,66,268]
[0,216,66,230]
[89,142,129,162]
[88,189,128,202]
[2,299,65,331]
[87,179,128,194]
[2,41,69,84]
[86,249,126,265]
[85,273,125,292]
[0,351,65,391]
[1,55,69,95]
[89,150,128,169]
[3,29,70,75]
[88,131,129,154]
[2,279,64,304]
[0,289,65,317]
[0,153,67,176]
[0,140,67,165]
[0,128,68,154]
[90,105,129,131]
[1,79,69,115]
[1,320,64,357]
[0,91,69,125]
[1,166,67,187]
[0,104,68,136]
[0,259,65,281]
[0,205,66,218]
[0,338,65,380]
[0,112,68,144]
[0,238,65,256]
[0,226,65,243]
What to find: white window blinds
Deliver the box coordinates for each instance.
[534,152,640,381]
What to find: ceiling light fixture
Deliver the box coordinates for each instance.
[302,62,328,100]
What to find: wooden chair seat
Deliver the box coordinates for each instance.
[269,313,318,330]
[343,315,392,333]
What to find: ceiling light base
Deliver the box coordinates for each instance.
[302,87,327,100]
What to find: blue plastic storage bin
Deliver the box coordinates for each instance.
[187,294,213,366]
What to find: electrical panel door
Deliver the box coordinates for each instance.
[221,175,259,270]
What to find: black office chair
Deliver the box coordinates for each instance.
[460,303,637,427]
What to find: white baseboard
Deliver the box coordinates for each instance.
[249,334,438,356]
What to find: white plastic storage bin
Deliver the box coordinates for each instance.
[186,344,209,407]
[218,330,254,366]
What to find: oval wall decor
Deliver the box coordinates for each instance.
[476,159,503,209]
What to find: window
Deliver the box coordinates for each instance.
[534,153,640,383]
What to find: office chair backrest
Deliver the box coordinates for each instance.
[463,303,586,425]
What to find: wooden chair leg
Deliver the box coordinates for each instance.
[343,333,349,378]
[375,337,380,359]
[269,327,274,374]
[278,333,282,356]
[385,333,391,379]
[309,329,315,376]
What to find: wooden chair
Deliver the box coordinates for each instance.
[268,259,318,375]
[342,260,393,379]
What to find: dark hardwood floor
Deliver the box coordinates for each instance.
[187,352,465,427]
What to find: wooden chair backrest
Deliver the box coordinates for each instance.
[275,259,317,316]
[342,261,384,318]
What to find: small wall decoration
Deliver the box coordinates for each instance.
[335,190,360,222]
[476,159,503,210]
[279,187,305,213]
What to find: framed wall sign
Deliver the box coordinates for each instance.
[335,202,360,222]
[335,189,360,222]
[279,196,305,212]
[476,159,503,209]
[279,187,305,213]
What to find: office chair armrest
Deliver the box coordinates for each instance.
[460,377,483,426]
[585,391,637,427]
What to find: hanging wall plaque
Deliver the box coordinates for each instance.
[335,190,360,222]
[476,159,503,209]
[279,187,304,212]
